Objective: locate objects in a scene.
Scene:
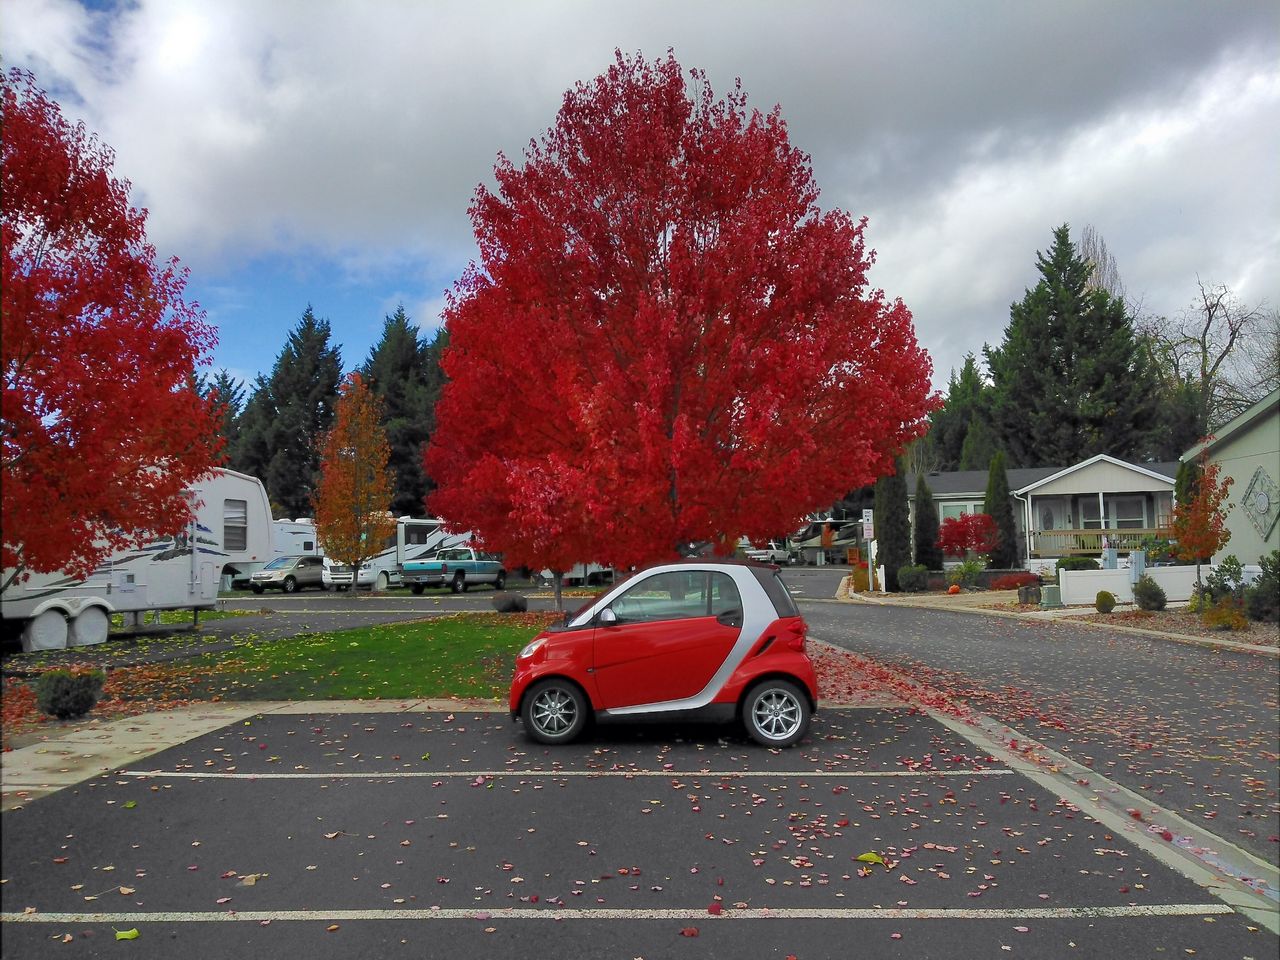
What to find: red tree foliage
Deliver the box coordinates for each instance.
[1,70,220,589]
[937,513,998,558]
[427,52,936,571]
[1170,448,1232,581]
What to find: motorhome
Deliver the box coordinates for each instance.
[1,468,274,652]
[326,517,471,590]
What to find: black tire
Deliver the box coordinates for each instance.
[251,585,264,595]
[411,584,425,595]
[283,576,297,594]
[494,570,507,591]
[743,679,810,747]
[521,678,589,744]
[450,571,465,594]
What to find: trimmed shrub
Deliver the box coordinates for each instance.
[1095,590,1117,614]
[1202,598,1248,631]
[1244,550,1279,623]
[36,669,105,720]
[1056,556,1100,573]
[1204,555,1245,604]
[897,564,929,593]
[990,572,1040,591]
[1132,575,1167,612]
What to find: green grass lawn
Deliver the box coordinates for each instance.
[172,613,554,701]
[109,609,246,630]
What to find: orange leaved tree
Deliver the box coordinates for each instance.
[313,374,397,589]
[1170,449,1233,592]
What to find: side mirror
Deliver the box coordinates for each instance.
[598,608,618,626]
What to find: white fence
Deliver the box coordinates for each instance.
[1058,566,1200,605]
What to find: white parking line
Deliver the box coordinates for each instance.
[121,768,1015,780]
[1,904,1235,924]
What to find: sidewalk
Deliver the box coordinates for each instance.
[841,586,1280,657]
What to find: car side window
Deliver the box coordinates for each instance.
[609,571,710,623]
[709,573,742,624]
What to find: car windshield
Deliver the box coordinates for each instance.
[263,556,298,571]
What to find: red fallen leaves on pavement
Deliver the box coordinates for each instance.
[707,902,722,915]
[679,927,699,937]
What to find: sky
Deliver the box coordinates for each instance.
[5,0,1279,396]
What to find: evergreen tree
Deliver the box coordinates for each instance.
[206,369,244,458]
[928,354,991,470]
[230,306,342,517]
[983,450,1019,568]
[362,305,434,516]
[873,456,911,591]
[1174,457,1201,509]
[959,416,999,471]
[913,473,943,571]
[985,225,1160,467]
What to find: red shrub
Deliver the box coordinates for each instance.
[990,572,1039,590]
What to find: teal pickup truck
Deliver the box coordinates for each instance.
[400,547,506,594]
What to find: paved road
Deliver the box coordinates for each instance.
[3,708,1269,958]
[801,599,1280,864]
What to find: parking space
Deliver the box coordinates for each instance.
[3,708,1269,958]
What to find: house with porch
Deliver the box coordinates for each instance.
[909,454,1179,565]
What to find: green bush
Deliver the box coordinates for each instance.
[36,669,105,720]
[1056,556,1100,573]
[1245,550,1279,623]
[1095,590,1117,613]
[1137,536,1178,564]
[946,558,986,590]
[1186,586,1208,613]
[1204,555,1245,603]
[897,564,929,593]
[1202,598,1248,631]
[1132,575,1167,612]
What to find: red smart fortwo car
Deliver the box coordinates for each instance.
[510,561,818,747]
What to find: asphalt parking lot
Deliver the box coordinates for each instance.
[3,707,1272,959]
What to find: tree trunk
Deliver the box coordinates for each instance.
[553,571,564,612]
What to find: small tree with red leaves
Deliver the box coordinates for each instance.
[2,70,220,592]
[1170,448,1233,592]
[937,512,999,560]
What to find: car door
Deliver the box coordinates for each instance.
[298,557,322,588]
[593,570,743,708]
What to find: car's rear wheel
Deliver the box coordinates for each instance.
[450,571,465,594]
[743,679,810,747]
[283,576,297,594]
[522,679,589,744]
[411,584,425,595]
[494,570,506,590]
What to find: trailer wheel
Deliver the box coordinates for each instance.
[69,607,110,647]
[411,584,425,595]
[23,610,68,651]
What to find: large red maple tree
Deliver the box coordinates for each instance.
[427,52,936,572]
[2,70,221,590]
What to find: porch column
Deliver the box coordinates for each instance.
[1097,491,1106,530]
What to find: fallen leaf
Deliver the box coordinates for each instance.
[679,927,699,937]
[113,928,140,941]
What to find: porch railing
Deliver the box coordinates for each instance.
[1031,527,1171,557]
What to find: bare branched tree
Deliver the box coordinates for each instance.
[1137,280,1270,432]
[1078,223,1126,304]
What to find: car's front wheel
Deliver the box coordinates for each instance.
[282,576,297,594]
[251,585,264,595]
[521,679,589,744]
[743,679,810,747]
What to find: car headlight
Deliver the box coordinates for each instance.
[518,638,546,659]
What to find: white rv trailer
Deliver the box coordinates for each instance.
[325,517,471,590]
[1,468,273,652]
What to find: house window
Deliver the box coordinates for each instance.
[224,499,248,551]
[1080,498,1103,529]
[940,503,976,522]
[1112,496,1146,529]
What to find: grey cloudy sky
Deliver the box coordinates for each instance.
[5,0,1278,390]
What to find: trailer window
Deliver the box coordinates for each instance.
[224,499,248,551]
